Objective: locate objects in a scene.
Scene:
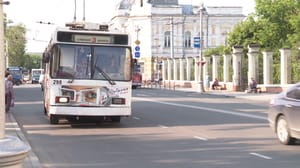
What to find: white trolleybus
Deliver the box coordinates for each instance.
[42,23,133,124]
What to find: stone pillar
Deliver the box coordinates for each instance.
[280,48,291,85]
[167,59,172,80]
[179,58,185,80]
[262,51,273,85]
[186,57,192,81]
[247,44,259,84]
[232,46,243,91]
[203,56,211,89]
[173,59,178,80]
[203,56,210,78]
[194,57,199,81]
[212,55,221,81]
[223,54,231,82]
[162,60,167,81]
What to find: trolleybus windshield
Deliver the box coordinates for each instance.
[51,44,131,81]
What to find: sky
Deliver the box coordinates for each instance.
[3,0,255,53]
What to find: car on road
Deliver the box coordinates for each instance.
[31,74,41,84]
[268,82,300,145]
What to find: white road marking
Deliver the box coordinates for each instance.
[15,101,43,105]
[133,116,141,120]
[133,97,267,121]
[135,94,149,97]
[158,125,168,128]
[193,136,208,141]
[250,152,272,160]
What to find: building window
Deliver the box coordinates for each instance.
[164,31,171,48]
[184,31,191,48]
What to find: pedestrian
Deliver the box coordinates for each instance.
[5,73,14,112]
[212,78,219,90]
[249,77,257,93]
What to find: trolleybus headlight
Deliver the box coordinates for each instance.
[112,98,125,105]
[55,96,70,103]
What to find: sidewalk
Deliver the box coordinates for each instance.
[5,112,42,168]
[144,85,278,103]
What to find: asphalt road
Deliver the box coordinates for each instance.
[11,85,300,168]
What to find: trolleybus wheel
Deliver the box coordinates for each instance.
[50,115,59,124]
[111,116,121,123]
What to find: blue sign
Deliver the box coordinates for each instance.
[194,37,200,48]
[135,46,140,51]
[135,52,140,58]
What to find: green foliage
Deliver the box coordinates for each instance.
[225,0,300,84]
[23,54,43,69]
[6,24,26,66]
[204,46,230,56]
[5,23,42,70]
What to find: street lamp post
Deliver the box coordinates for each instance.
[198,3,206,93]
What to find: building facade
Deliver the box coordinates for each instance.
[110,0,245,82]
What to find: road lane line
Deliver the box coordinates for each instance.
[194,136,208,141]
[158,125,168,128]
[133,116,141,120]
[133,97,267,121]
[250,152,272,160]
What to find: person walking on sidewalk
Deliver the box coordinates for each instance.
[5,73,14,112]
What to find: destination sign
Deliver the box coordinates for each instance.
[73,35,112,44]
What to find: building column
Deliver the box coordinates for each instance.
[247,44,260,83]
[162,60,167,81]
[232,46,243,91]
[280,48,291,85]
[186,57,192,81]
[179,58,185,80]
[203,56,211,89]
[262,51,273,85]
[223,54,231,82]
[212,55,221,81]
[167,59,172,80]
[203,56,210,79]
[194,57,199,81]
[173,59,178,80]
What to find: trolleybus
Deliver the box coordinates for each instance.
[42,22,133,124]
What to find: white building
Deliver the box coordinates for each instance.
[110,0,245,81]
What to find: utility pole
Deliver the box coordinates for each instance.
[198,3,206,93]
[170,17,174,59]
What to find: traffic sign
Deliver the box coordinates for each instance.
[135,46,140,51]
[194,37,200,48]
[135,52,140,58]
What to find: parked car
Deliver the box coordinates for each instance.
[268,82,300,145]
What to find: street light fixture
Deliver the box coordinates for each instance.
[0,1,9,5]
[198,3,207,93]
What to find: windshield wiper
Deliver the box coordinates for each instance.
[94,65,116,85]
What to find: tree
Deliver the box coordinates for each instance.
[6,24,26,67]
[228,0,299,51]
